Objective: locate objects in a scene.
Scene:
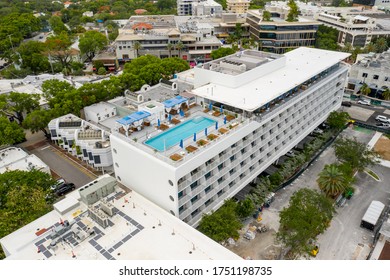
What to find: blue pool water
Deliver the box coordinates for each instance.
[145,116,215,151]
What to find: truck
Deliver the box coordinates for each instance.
[361,201,385,231]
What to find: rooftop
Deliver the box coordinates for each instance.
[192,47,350,111]
[0,175,241,260]
[0,147,50,174]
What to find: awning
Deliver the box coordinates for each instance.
[116,110,151,125]
[163,96,188,108]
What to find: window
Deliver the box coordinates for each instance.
[88,152,93,160]
[50,129,57,137]
[373,75,379,80]
[191,195,199,204]
[83,149,88,157]
[178,191,184,198]
[190,181,198,190]
[218,163,224,171]
[93,155,101,164]
[217,190,224,197]
[205,172,212,180]
[362,73,368,78]
[205,186,212,193]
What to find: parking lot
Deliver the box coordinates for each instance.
[228,125,390,260]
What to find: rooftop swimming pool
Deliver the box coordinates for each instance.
[145,116,215,151]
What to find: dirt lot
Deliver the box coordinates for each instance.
[374,136,390,160]
[226,226,281,260]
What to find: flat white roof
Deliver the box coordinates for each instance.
[0,147,49,174]
[1,176,240,260]
[192,47,350,111]
[84,102,116,115]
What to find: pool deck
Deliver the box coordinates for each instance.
[113,104,245,165]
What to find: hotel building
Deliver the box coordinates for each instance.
[110,47,350,226]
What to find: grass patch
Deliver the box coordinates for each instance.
[365,169,380,181]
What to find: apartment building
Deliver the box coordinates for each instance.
[246,9,320,53]
[115,14,249,63]
[110,47,350,226]
[177,0,195,16]
[316,12,390,47]
[226,0,251,14]
[192,0,223,16]
[48,114,113,172]
[348,50,390,95]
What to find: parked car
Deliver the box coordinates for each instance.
[357,99,370,105]
[55,183,76,196]
[375,115,389,123]
[341,101,352,107]
[50,178,65,191]
[312,128,324,134]
[285,150,295,157]
[376,123,390,128]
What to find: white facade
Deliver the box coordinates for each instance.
[84,102,117,124]
[48,114,113,170]
[110,48,350,226]
[0,175,240,260]
[0,147,50,174]
[178,0,195,16]
[192,0,223,17]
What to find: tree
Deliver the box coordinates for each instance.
[315,25,339,51]
[334,136,378,172]
[132,41,142,58]
[286,0,300,22]
[16,41,50,74]
[375,37,388,53]
[0,92,40,123]
[23,109,60,137]
[45,32,74,70]
[97,67,107,75]
[0,170,54,242]
[0,117,25,145]
[235,198,255,218]
[317,164,349,197]
[382,88,390,101]
[166,43,174,58]
[359,83,371,96]
[49,16,68,35]
[79,30,108,62]
[198,199,242,242]
[327,111,350,130]
[211,47,236,59]
[262,11,272,21]
[175,41,185,58]
[277,188,334,258]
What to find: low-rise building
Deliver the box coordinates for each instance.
[0,147,50,174]
[0,175,241,260]
[348,49,390,96]
[247,9,320,54]
[192,0,223,17]
[227,0,251,14]
[48,114,113,172]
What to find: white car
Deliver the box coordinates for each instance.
[375,115,389,123]
[357,100,370,105]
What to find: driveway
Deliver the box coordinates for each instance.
[230,125,390,260]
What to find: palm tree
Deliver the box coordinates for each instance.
[132,41,142,58]
[375,37,388,53]
[359,83,371,96]
[166,43,173,58]
[382,88,390,101]
[317,164,348,197]
[175,41,184,58]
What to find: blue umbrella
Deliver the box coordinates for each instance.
[224,116,227,124]
[215,121,218,130]
[220,105,223,113]
[180,109,184,117]
[179,139,183,148]
[205,127,208,136]
[209,103,212,111]
[168,114,172,121]
[157,119,160,127]
[193,133,196,142]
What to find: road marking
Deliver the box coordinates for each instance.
[41,145,50,150]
